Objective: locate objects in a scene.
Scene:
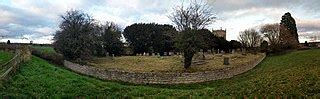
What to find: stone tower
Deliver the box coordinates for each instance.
[212,27,226,39]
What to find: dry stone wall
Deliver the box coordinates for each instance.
[64,54,266,84]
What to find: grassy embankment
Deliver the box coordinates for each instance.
[0,51,14,74]
[0,51,14,65]
[1,47,320,97]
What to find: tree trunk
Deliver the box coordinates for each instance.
[159,52,164,56]
[202,50,205,60]
[184,51,194,69]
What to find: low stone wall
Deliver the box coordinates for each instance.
[64,54,266,84]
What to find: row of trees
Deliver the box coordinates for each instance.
[53,10,123,60]
[123,23,177,56]
[53,1,244,69]
[53,1,298,69]
[238,12,299,53]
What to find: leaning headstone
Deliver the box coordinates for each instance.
[223,57,230,65]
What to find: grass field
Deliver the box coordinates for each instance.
[1,49,320,97]
[0,51,14,65]
[88,53,264,73]
[31,46,56,55]
[0,51,14,74]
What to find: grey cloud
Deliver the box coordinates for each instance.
[297,19,320,33]
[208,0,319,13]
[0,5,55,39]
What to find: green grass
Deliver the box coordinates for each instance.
[1,49,320,97]
[0,51,14,74]
[31,46,56,55]
[0,51,14,65]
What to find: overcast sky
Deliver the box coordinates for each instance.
[0,0,320,44]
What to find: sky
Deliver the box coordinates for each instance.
[0,0,320,44]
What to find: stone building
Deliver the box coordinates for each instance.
[212,27,226,39]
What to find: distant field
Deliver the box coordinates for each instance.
[88,53,264,72]
[1,49,320,97]
[31,46,56,54]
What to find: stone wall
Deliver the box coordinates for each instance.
[64,54,266,84]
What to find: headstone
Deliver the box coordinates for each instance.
[241,48,247,55]
[169,52,173,56]
[223,57,230,65]
[232,49,235,54]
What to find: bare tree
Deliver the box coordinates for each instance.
[238,29,263,48]
[169,1,215,69]
[260,24,280,46]
[169,1,215,31]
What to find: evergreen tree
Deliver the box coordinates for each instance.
[279,12,299,49]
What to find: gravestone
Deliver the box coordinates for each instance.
[241,48,247,55]
[221,51,225,54]
[223,57,230,65]
[169,52,173,56]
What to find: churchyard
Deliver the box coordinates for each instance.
[87,52,264,73]
[1,0,320,97]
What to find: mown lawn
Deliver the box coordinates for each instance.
[1,49,320,97]
[88,53,264,73]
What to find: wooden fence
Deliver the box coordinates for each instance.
[0,45,31,80]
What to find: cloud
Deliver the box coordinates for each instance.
[297,19,320,32]
[0,5,55,39]
[1,0,320,43]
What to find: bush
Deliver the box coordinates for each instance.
[53,10,96,60]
